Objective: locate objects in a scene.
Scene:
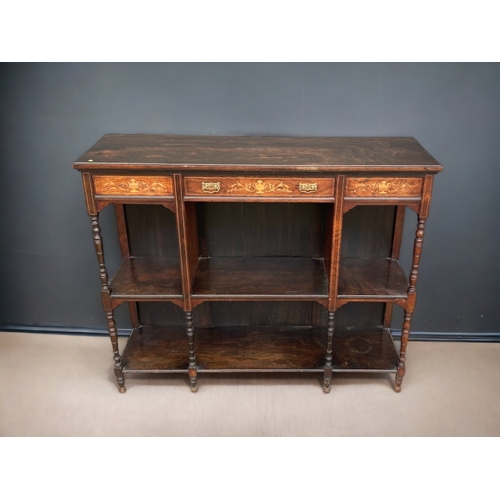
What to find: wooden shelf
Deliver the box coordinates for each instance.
[192,257,329,301]
[122,326,326,373]
[337,258,408,302]
[195,327,326,371]
[331,326,399,372]
[122,327,188,372]
[121,325,398,374]
[109,257,183,300]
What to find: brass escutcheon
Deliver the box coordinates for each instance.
[298,182,318,193]
[201,181,221,194]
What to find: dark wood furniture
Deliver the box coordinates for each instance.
[73,135,442,393]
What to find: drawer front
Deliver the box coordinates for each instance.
[345,177,423,198]
[93,175,173,196]
[184,177,334,198]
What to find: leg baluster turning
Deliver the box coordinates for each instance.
[395,311,412,392]
[395,217,426,392]
[186,311,198,392]
[323,312,334,393]
[91,214,126,393]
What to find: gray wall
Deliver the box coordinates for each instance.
[1,63,499,334]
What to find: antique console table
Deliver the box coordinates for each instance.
[73,135,442,393]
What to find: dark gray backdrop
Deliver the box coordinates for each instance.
[1,63,499,335]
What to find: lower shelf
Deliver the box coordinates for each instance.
[121,325,399,374]
[122,327,188,373]
[331,327,399,372]
[195,327,325,372]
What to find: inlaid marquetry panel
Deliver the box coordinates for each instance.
[93,175,173,196]
[346,177,423,198]
[184,177,334,199]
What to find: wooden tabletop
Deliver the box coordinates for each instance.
[73,134,442,173]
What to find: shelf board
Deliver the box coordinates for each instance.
[331,326,399,371]
[192,257,329,300]
[122,326,188,372]
[121,326,325,373]
[109,257,183,300]
[337,258,408,301]
[195,327,326,371]
[121,325,398,374]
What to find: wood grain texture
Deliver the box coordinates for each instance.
[331,327,399,371]
[121,327,189,372]
[195,327,326,371]
[82,172,96,215]
[120,325,398,373]
[384,205,406,327]
[345,177,422,198]
[184,176,334,199]
[327,175,345,310]
[73,135,442,173]
[125,204,180,258]
[191,257,328,300]
[93,175,173,196]
[174,174,196,311]
[337,258,408,301]
[121,326,326,373]
[109,257,183,300]
[114,204,139,327]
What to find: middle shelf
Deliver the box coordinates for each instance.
[191,256,328,301]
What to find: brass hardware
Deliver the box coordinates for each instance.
[88,159,93,162]
[201,181,221,194]
[298,182,318,193]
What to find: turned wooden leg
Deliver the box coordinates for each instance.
[395,311,411,392]
[186,311,198,392]
[91,214,126,394]
[395,217,426,393]
[323,311,334,393]
[107,310,126,393]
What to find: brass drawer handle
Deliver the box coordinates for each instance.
[201,182,221,194]
[298,182,318,194]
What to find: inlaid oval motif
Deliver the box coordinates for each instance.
[93,176,173,196]
[346,177,422,197]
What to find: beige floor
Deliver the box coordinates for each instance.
[0,331,499,436]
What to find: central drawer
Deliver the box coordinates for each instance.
[183,176,335,200]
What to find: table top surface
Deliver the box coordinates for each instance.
[73,134,442,173]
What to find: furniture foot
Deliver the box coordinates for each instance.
[394,368,404,392]
[114,356,126,393]
[189,367,198,392]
